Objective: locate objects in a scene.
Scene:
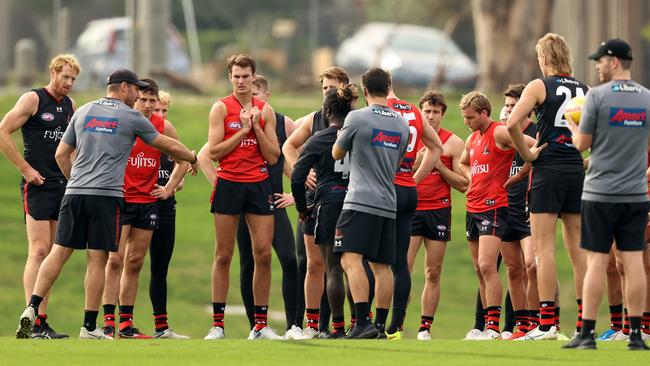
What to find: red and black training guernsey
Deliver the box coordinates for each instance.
[217,95,268,183]
[533,75,587,169]
[415,128,454,211]
[123,113,165,203]
[21,88,74,180]
[466,121,514,213]
[388,97,424,187]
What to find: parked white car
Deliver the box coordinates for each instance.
[70,17,191,89]
[335,22,477,88]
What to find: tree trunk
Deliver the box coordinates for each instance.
[472,0,553,94]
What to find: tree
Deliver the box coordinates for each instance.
[471,0,553,93]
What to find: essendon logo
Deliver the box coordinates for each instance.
[609,108,646,127]
[371,129,401,149]
[83,115,118,134]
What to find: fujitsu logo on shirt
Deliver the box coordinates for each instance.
[43,125,64,142]
[609,108,646,127]
[128,152,158,169]
[471,160,489,176]
[83,116,118,134]
[371,128,401,149]
[240,138,258,147]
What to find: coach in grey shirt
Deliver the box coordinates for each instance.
[332,68,409,339]
[563,39,650,350]
[16,68,198,340]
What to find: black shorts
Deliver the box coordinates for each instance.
[210,177,274,215]
[501,211,531,242]
[314,201,343,246]
[301,211,316,236]
[121,202,159,230]
[411,207,452,242]
[581,200,648,253]
[466,207,508,241]
[20,179,66,221]
[529,166,584,214]
[55,195,124,252]
[334,209,396,265]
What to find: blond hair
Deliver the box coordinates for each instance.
[459,91,492,117]
[319,66,349,84]
[535,33,572,75]
[49,54,81,74]
[158,90,171,105]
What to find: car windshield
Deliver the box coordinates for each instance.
[390,32,461,55]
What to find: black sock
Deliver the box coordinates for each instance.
[119,305,134,329]
[354,302,370,327]
[580,319,596,338]
[374,308,389,329]
[83,310,99,331]
[103,304,116,317]
[29,295,43,314]
[630,316,643,341]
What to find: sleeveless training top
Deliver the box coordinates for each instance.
[124,113,165,203]
[216,95,268,182]
[21,88,74,181]
[416,128,453,211]
[388,97,424,187]
[466,121,514,213]
[533,75,587,169]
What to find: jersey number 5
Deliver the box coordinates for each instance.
[334,152,351,179]
[554,86,585,127]
[399,112,418,152]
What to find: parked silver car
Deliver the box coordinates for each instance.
[70,17,191,89]
[335,22,477,88]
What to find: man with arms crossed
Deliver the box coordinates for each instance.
[409,91,468,340]
[508,33,589,340]
[332,67,409,339]
[0,54,80,339]
[204,54,281,340]
[563,39,649,351]
[460,91,539,340]
[16,68,198,339]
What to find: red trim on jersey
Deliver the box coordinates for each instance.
[466,121,514,213]
[23,184,29,215]
[416,128,454,211]
[216,95,268,183]
[388,97,424,187]
[123,114,165,203]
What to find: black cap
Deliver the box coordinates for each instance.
[106,68,149,88]
[588,39,633,61]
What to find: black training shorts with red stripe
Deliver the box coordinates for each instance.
[465,207,508,241]
[20,178,66,221]
[55,194,124,251]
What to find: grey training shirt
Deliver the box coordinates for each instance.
[61,97,160,197]
[580,80,650,203]
[334,104,410,218]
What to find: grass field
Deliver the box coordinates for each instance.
[0,88,629,363]
[1,338,646,365]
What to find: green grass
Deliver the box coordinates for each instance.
[0,90,624,362]
[0,338,646,366]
